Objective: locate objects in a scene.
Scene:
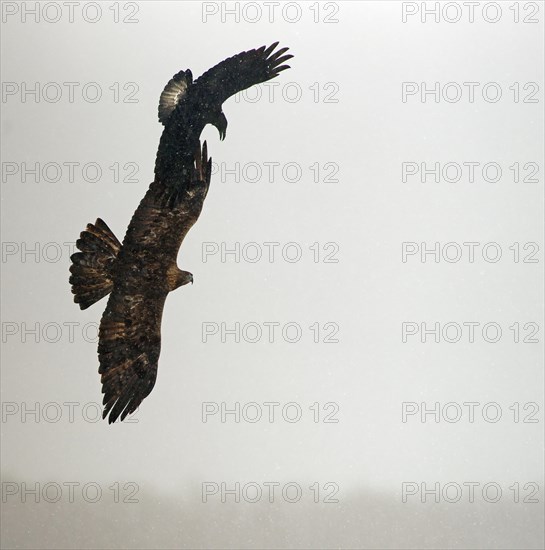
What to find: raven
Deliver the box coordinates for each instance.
[155,41,292,201]
[69,43,292,423]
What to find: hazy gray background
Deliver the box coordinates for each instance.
[1,1,543,548]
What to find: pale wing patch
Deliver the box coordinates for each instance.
[158,70,190,124]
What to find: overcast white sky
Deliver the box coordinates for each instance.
[1,2,543,548]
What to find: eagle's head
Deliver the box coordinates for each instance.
[210,109,227,141]
[168,266,193,292]
[180,270,194,286]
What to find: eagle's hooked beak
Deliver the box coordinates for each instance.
[169,268,193,291]
[213,111,228,141]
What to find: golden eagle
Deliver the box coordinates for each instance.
[69,43,292,423]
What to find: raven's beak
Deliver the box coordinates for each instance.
[214,111,228,141]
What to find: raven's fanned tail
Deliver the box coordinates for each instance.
[69,218,121,309]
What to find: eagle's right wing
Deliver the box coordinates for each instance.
[98,287,167,423]
[195,41,293,106]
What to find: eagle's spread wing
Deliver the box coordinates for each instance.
[96,142,211,423]
[195,41,293,105]
[98,288,166,423]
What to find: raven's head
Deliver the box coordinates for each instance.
[211,109,227,141]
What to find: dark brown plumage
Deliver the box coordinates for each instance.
[69,43,292,423]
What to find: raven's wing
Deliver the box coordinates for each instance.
[98,287,166,423]
[195,41,293,105]
[158,69,192,125]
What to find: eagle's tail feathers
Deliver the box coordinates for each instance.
[69,218,122,310]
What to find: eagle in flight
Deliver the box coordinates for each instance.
[69,43,292,423]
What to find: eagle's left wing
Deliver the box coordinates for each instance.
[98,287,167,423]
[97,141,211,423]
[195,41,293,105]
